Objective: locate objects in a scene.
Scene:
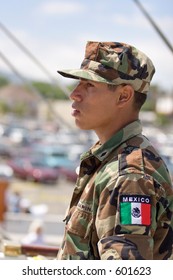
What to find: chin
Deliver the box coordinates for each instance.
[75,120,91,130]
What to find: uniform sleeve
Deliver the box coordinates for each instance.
[95,173,158,260]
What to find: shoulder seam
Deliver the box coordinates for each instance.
[118,146,145,176]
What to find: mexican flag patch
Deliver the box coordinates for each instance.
[120,195,151,226]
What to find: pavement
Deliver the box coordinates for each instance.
[8,177,74,215]
[1,177,75,247]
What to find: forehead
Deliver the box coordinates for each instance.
[79,79,123,92]
[79,79,107,87]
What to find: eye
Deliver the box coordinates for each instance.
[86,82,94,88]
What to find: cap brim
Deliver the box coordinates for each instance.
[57,69,115,84]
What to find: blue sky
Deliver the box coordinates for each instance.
[0,0,173,92]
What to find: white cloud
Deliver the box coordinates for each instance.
[112,15,149,28]
[0,28,82,85]
[0,21,172,93]
[111,13,173,35]
[39,1,85,15]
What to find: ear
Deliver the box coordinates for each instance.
[117,85,134,107]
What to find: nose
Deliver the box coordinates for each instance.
[70,83,82,101]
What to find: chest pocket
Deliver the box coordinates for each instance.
[66,207,93,239]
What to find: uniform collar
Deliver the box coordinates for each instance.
[81,120,142,162]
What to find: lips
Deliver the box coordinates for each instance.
[71,104,80,117]
[71,109,79,117]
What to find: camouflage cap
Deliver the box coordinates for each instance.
[57,41,155,94]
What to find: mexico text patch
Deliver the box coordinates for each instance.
[120,195,151,226]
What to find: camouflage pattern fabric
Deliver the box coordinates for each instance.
[57,41,155,94]
[57,121,173,260]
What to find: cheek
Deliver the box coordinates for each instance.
[85,91,116,117]
[99,97,116,113]
[90,98,116,121]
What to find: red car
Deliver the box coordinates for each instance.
[7,157,59,184]
[59,165,78,182]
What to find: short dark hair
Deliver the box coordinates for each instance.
[107,84,147,111]
[133,91,147,110]
[107,84,119,91]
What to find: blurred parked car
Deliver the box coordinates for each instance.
[59,165,78,183]
[2,126,31,145]
[0,143,14,158]
[0,164,13,180]
[27,143,76,169]
[7,157,59,184]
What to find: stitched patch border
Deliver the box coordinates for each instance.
[120,194,151,225]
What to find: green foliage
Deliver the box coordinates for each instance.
[0,76,9,87]
[67,82,78,91]
[141,98,156,111]
[0,100,28,117]
[0,101,10,114]
[32,81,69,100]
[13,103,27,117]
[141,84,161,112]
[155,113,171,126]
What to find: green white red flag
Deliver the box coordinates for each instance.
[120,195,151,225]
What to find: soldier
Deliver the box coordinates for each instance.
[56,41,173,260]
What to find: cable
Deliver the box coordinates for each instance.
[0,50,72,128]
[133,0,173,55]
[0,21,70,97]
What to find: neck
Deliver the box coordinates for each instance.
[95,116,139,144]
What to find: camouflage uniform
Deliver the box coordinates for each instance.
[57,120,173,260]
[58,41,155,94]
[57,41,173,259]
